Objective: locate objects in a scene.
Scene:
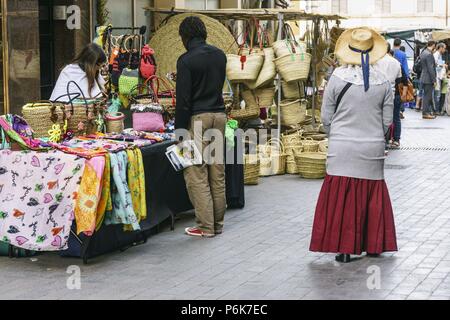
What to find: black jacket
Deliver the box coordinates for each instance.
[175,38,227,130]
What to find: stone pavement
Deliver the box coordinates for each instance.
[0,108,449,300]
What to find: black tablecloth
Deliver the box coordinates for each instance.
[61,140,244,262]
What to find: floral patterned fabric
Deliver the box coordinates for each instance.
[0,150,85,251]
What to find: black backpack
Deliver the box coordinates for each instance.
[413,56,422,77]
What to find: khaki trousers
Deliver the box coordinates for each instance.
[183,112,227,234]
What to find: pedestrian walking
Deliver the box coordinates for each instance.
[433,43,447,115]
[420,41,437,119]
[309,27,398,263]
[175,16,228,238]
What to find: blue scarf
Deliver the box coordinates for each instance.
[349,45,373,92]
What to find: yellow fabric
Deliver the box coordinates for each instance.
[96,153,111,231]
[74,161,100,235]
[124,149,147,231]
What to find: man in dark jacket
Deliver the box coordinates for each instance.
[420,40,437,119]
[175,16,227,238]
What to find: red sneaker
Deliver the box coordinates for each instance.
[185,227,215,238]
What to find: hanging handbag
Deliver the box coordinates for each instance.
[110,36,130,87]
[119,68,140,96]
[130,82,165,132]
[145,75,176,111]
[140,44,157,80]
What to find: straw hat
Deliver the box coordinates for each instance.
[334,27,387,65]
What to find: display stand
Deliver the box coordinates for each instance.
[144,8,344,140]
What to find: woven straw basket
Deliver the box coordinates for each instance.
[282,130,303,174]
[282,81,304,99]
[226,53,264,82]
[22,101,65,138]
[105,112,125,134]
[272,40,307,58]
[318,139,328,153]
[295,152,327,179]
[274,53,312,82]
[301,138,319,152]
[254,87,275,108]
[244,154,260,185]
[258,139,287,176]
[279,99,307,126]
[149,13,238,88]
[231,90,260,120]
[244,47,276,89]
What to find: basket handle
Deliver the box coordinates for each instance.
[66,80,89,117]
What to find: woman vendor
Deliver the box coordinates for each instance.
[50,43,107,101]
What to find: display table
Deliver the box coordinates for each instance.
[61,140,244,263]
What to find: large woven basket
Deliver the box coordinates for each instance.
[258,139,286,176]
[282,81,304,99]
[226,53,264,82]
[65,99,104,135]
[244,154,260,185]
[295,152,327,179]
[279,99,307,126]
[272,39,307,58]
[318,139,328,153]
[244,47,276,89]
[231,90,260,120]
[274,53,312,82]
[254,86,275,108]
[22,101,65,138]
[282,130,303,174]
[149,13,238,88]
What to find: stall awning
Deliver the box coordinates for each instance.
[143,7,345,21]
[432,30,450,41]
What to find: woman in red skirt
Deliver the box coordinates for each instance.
[310,27,398,263]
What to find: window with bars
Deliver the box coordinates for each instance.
[375,0,391,14]
[331,0,348,14]
[417,0,433,13]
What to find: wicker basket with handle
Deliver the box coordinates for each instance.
[22,100,66,139]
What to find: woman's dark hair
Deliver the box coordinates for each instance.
[179,16,207,44]
[72,43,107,96]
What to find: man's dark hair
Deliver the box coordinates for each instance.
[428,40,436,47]
[179,16,207,43]
[393,38,402,47]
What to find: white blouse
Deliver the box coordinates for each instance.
[50,64,105,102]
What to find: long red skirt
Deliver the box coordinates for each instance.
[309,175,398,255]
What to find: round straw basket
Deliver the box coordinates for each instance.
[272,40,307,58]
[254,86,275,108]
[244,154,260,185]
[274,53,312,82]
[149,13,238,88]
[105,112,125,133]
[318,139,328,153]
[231,90,260,120]
[282,81,304,99]
[258,138,287,176]
[226,53,264,82]
[301,138,319,152]
[244,47,276,89]
[295,152,327,179]
[280,99,307,126]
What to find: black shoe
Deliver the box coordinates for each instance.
[367,253,380,258]
[335,254,351,263]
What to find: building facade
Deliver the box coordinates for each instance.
[302,0,450,30]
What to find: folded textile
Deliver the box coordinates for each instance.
[0,149,85,251]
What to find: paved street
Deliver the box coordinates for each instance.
[1,108,450,300]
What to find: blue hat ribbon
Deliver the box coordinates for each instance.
[349,45,373,92]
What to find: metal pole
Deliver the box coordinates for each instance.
[276,12,283,141]
[311,18,318,126]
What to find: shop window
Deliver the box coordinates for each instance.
[417,0,433,13]
[189,0,220,9]
[331,0,347,14]
[375,0,390,14]
[105,0,152,36]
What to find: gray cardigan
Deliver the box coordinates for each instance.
[321,75,394,180]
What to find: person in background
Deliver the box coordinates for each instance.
[433,43,447,115]
[400,46,406,53]
[439,72,449,115]
[420,40,437,119]
[393,39,409,119]
[175,16,227,238]
[51,43,106,101]
[374,42,408,148]
[310,28,397,263]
